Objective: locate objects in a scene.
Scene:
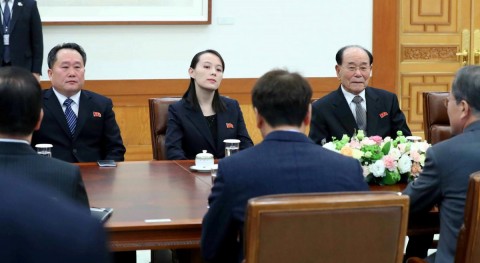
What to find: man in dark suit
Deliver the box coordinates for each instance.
[0,66,89,208]
[309,45,411,144]
[402,66,480,263]
[201,69,369,263]
[31,43,126,163]
[1,0,43,81]
[0,173,110,263]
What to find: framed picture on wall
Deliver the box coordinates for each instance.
[38,0,211,25]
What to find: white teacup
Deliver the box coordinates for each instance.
[35,144,53,157]
[223,139,240,157]
[195,150,214,169]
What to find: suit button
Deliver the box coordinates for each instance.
[73,149,77,153]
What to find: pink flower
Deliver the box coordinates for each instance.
[383,155,397,171]
[410,151,421,162]
[369,135,383,144]
[349,140,362,149]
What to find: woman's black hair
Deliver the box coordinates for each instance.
[183,49,226,113]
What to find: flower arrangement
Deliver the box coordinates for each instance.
[323,130,430,185]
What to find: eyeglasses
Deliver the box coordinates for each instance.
[342,65,371,73]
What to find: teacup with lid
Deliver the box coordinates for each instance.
[195,150,214,169]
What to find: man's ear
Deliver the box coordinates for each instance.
[335,65,341,80]
[254,107,263,129]
[304,104,312,126]
[34,109,44,131]
[459,100,471,119]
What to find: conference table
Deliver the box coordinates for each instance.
[78,160,437,252]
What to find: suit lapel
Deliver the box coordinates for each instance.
[184,103,216,150]
[365,87,381,137]
[9,0,21,32]
[215,105,231,153]
[331,87,357,134]
[43,89,72,138]
[75,91,92,140]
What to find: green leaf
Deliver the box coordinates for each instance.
[382,170,400,185]
[382,141,391,155]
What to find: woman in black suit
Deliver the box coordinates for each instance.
[165,49,253,160]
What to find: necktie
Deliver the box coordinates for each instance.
[64,98,77,136]
[3,0,11,62]
[352,95,367,131]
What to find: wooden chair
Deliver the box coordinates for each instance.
[423,92,451,144]
[148,97,181,160]
[244,192,409,263]
[455,171,480,262]
[407,172,480,263]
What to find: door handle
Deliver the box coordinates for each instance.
[457,29,470,66]
[456,50,468,66]
[474,29,480,65]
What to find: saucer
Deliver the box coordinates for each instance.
[406,136,422,142]
[190,165,212,173]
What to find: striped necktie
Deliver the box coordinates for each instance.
[352,95,367,131]
[64,98,77,136]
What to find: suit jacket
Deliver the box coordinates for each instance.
[402,121,480,263]
[0,141,89,208]
[309,86,411,144]
[0,0,43,74]
[201,131,369,262]
[31,88,126,163]
[0,173,109,263]
[165,96,253,160]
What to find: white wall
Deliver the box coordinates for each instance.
[40,0,372,80]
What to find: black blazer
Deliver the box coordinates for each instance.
[309,86,411,144]
[0,141,89,208]
[165,96,253,160]
[31,88,126,163]
[0,174,109,263]
[0,0,43,74]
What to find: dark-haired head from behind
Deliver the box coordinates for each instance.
[252,69,312,132]
[0,66,42,138]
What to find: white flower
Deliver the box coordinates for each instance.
[417,141,430,153]
[360,137,376,146]
[369,160,386,177]
[351,149,364,160]
[388,148,402,160]
[322,142,338,152]
[398,154,412,174]
[362,165,370,178]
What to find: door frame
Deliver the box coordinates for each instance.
[372,0,398,94]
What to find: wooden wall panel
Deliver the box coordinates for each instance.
[400,73,453,136]
[41,77,338,161]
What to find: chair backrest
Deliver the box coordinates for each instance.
[455,172,480,263]
[148,97,181,160]
[423,92,451,144]
[244,192,409,263]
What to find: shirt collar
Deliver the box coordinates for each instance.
[0,138,29,144]
[340,85,366,104]
[52,88,81,106]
